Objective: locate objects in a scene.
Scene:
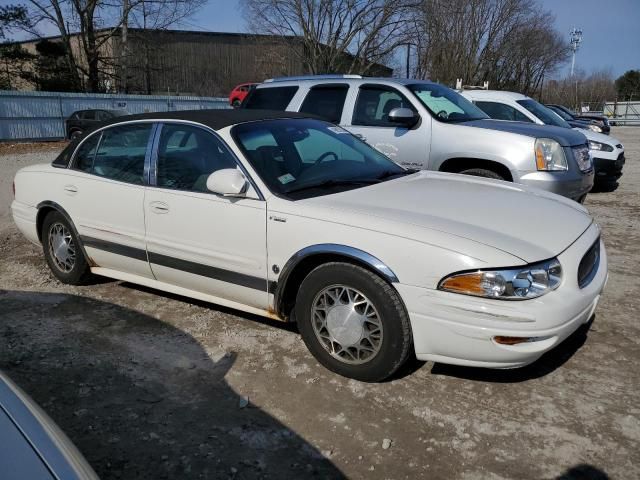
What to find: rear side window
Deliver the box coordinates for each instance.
[75,124,152,185]
[243,86,298,110]
[352,87,416,127]
[156,124,237,192]
[80,111,96,120]
[299,85,349,123]
[52,139,80,168]
[475,101,532,122]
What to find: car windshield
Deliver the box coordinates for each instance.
[232,119,411,200]
[548,106,574,121]
[408,83,488,123]
[110,110,129,117]
[517,100,571,128]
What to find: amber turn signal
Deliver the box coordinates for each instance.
[439,272,485,295]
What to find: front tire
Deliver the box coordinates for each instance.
[295,262,412,382]
[458,168,505,180]
[42,211,92,285]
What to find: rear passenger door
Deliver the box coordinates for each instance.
[144,123,269,310]
[344,85,430,168]
[64,123,154,278]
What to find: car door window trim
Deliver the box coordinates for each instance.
[149,120,265,200]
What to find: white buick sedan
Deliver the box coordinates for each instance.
[12,110,607,381]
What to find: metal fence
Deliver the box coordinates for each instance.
[0,90,230,141]
[603,101,640,126]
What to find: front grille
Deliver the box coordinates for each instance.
[572,145,593,172]
[578,239,600,289]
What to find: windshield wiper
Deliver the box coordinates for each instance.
[285,178,379,194]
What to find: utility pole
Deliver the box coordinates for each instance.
[120,0,129,93]
[569,28,583,77]
[406,43,411,79]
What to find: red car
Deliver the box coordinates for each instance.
[229,83,257,107]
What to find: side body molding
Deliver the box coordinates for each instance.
[274,244,400,317]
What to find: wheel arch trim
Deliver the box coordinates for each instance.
[274,244,399,316]
[36,201,93,266]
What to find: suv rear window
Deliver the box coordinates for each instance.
[243,86,298,110]
[299,85,349,123]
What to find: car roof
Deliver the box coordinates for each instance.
[461,90,530,101]
[101,108,319,131]
[258,76,437,87]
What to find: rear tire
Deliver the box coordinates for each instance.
[295,262,412,382]
[458,168,505,180]
[231,99,241,108]
[41,211,92,285]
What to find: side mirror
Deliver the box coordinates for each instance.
[206,169,248,197]
[388,107,418,127]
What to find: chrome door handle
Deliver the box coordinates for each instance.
[63,184,78,195]
[149,201,169,214]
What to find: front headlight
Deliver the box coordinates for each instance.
[588,140,614,152]
[534,138,568,171]
[588,124,603,133]
[438,258,563,300]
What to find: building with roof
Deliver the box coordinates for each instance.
[12,29,393,97]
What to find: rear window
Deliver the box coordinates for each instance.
[299,85,349,124]
[243,86,298,110]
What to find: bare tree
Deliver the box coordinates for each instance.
[14,0,203,92]
[542,69,617,111]
[242,0,418,75]
[414,0,569,94]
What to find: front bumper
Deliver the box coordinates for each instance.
[593,152,625,183]
[517,169,594,202]
[397,223,607,368]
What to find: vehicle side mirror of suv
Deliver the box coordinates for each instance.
[206,169,248,197]
[388,108,418,128]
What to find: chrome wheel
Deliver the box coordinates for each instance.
[311,285,383,365]
[48,222,76,273]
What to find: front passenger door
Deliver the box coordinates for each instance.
[144,123,269,310]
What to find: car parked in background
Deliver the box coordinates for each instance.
[65,109,128,140]
[242,75,593,202]
[229,83,257,107]
[545,105,604,133]
[12,109,607,381]
[461,90,624,191]
[546,104,611,134]
[0,370,98,479]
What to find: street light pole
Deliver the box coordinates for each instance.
[406,43,411,79]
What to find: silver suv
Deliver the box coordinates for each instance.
[243,75,594,202]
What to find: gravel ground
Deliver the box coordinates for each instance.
[1,129,639,479]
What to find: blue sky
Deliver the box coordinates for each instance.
[177,0,640,79]
[2,0,638,79]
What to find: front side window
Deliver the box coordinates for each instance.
[243,86,298,110]
[353,87,416,127]
[409,83,488,123]
[81,111,96,120]
[517,99,571,128]
[73,133,101,172]
[89,124,152,184]
[156,124,237,192]
[475,101,532,122]
[299,85,349,123]
[233,119,409,200]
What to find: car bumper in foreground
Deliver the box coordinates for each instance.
[398,223,607,368]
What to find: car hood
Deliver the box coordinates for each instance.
[462,119,588,147]
[296,172,592,263]
[579,128,620,147]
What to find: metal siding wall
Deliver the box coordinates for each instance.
[0,91,229,141]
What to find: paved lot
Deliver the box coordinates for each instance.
[1,129,638,479]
